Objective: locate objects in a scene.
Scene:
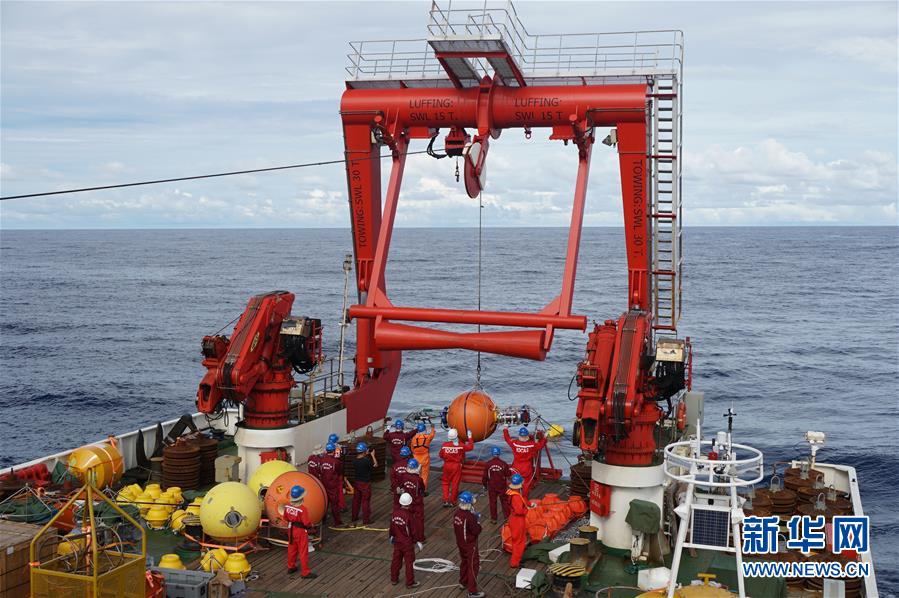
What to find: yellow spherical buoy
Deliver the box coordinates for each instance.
[66,442,124,489]
[446,390,497,442]
[199,482,261,541]
[223,552,251,580]
[158,554,185,570]
[201,548,229,572]
[145,505,170,529]
[247,460,297,504]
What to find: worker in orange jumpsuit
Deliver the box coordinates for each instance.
[320,442,344,525]
[502,425,547,499]
[438,428,474,507]
[410,421,436,492]
[506,473,530,568]
[328,433,347,511]
[384,419,416,464]
[399,458,427,543]
[481,446,511,523]
[389,492,421,589]
[280,485,317,579]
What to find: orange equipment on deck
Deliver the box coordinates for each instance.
[264,471,328,527]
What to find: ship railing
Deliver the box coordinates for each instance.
[347,1,682,84]
[293,357,352,421]
[663,440,764,489]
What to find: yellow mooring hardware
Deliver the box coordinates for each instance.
[30,484,146,597]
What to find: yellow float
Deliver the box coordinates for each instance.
[247,460,297,504]
[201,548,229,572]
[145,505,170,529]
[170,509,188,532]
[158,554,185,570]
[199,482,261,541]
[66,442,124,489]
[223,552,251,580]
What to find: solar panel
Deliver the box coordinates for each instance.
[691,508,730,548]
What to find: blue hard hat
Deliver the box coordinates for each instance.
[458,491,473,504]
[290,485,305,500]
[326,442,336,453]
[407,458,420,470]
[417,422,426,433]
[510,473,524,486]
[400,446,412,457]
[518,426,529,437]
[328,433,339,443]
[394,419,404,429]
[356,442,368,453]
[491,446,501,457]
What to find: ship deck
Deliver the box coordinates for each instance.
[240,467,563,598]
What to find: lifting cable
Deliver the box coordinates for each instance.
[0,150,430,201]
[475,190,484,389]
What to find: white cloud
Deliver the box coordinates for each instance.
[818,36,898,71]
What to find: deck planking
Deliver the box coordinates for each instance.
[242,465,563,597]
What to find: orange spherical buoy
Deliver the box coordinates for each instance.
[264,471,327,528]
[446,390,497,442]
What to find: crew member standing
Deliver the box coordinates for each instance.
[279,485,317,579]
[453,491,484,598]
[400,458,427,543]
[384,419,416,464]
[410,421,436,491]
[502,425,547,499]
[506,473,529,568]
[351,441,376,525]
[438,428,474,507]
[328,434,348,512]
[389,493,421,589]
[320,443,344,526]
[391,446,412,504]
[307,444,323,480]
[482,446,511,523]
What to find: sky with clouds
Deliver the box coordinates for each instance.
[1,1,896,229]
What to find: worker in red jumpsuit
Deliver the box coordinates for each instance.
[439,428,474,507]
[280,485,318,579]
[391,446,412,505]
[389,492,421,589]
[481,446,511,523]
[384,419,416,464]
[399,458,427,543]
[506,473,530,568]
[351,441,376,525]
[502,425,546,499]
[410,421,436,491]
[453,491,484,598]
[319,442,344,526]
[307,444,323,480]
[327,433,347,512]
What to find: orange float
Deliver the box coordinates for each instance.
[569,496,587,516]
[264,471,327,528]
[446,390,497,442]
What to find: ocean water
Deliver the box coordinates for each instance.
[1,226,897,591]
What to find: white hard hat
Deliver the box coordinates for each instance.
[399,492,413,507]
[447,428,459,440]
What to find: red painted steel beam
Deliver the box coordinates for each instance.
[340,84,647,129]
[349,305,587,330]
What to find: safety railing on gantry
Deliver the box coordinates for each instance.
[346,1,683,87]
